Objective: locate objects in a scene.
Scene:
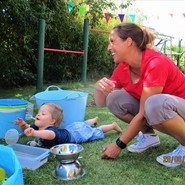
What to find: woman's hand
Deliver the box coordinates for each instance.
[101,142,122,159]
[95,77,116,96]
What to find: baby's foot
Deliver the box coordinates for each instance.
[93,116,99,126]
[113,122,122,134]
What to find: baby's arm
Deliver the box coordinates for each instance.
[24,128,56,140]
[14,118,30,131]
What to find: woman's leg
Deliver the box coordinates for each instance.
[144,94,185,144]
[153,115,185,145]
[144,94,185,167]
[106,90,139,123]
[106,90,154,133]
[106,90,160,153]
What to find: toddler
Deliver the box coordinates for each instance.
[15,102,122,148]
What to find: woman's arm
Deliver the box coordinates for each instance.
[120,86,163,143]
[101,86,163,159]
[94,77,116,107]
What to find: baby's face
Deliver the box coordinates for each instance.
[35,104,55,129]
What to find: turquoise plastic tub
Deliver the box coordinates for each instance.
[0,99,28,139]
[0,145,24,185]
[30,85,88,128]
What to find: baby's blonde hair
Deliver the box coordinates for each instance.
[43,102,64,128]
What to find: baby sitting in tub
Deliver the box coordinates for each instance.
[15,102,122,148]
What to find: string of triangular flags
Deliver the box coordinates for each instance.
[67,1,185,23]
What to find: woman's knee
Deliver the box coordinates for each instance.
[106,90,139,115]
[144,95,161,115]
[106,91,120,107]
[144,94,178,126]
[144,94,165,126]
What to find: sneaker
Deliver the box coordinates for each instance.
[156,144,185,167]
[127,133,160,153]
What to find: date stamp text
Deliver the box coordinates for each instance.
[163,156,185,163]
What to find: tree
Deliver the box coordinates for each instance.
[0,0,133,88]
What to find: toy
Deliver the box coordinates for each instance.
[0,168,7,184]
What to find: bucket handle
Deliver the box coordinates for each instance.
[45,85,63,92]
[29,85,63,100]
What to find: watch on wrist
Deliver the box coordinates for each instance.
[116,138,127,149]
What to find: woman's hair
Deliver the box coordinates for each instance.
[113,22,155,51]
[44,102,64,128]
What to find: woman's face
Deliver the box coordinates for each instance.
[35,104,55,129]
[107,30,128,63]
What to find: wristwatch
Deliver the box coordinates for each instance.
[116,138,127,149]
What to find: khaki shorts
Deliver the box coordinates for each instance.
[106,90,185,126]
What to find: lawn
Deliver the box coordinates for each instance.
[0,81,185,185]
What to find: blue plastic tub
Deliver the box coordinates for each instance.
[30,85,88,128]
[10,144,50,170]
[0,145,24,185]
[0,99,28,139]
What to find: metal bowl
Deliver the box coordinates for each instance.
[50,143,84,162]
[53,160,85,181]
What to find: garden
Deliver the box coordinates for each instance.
[0,82,185,185]
[1,1,185,184]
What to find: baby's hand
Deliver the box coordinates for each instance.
[14,118,26,127]
[24,127,35,137]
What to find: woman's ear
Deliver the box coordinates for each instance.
[126,37,133,47]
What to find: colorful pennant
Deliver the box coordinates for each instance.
[66,1,185,22]
[118,14,125,22]
[79,6,86,17]
[104,13,110,23]
[67,1,75,13]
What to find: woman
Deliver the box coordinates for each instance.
[94,22,185,167]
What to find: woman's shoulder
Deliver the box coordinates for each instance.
[115,62,129,71]
[143,48,163,60]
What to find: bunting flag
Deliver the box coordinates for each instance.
[65,2,185,22]
[118,14,125,22]
[67,1,75,13]
[104,13,110,23]
[129,14,136,22]
[143,15,148,20]
[79,6,86,17]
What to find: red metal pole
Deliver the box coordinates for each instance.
[89,28,110,34]
[44,48,84,55]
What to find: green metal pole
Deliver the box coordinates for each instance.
[37,19,45,92]
[177,39,182,67]
[163,40,167,55]
[82,18,89,83]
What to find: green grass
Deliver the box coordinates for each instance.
[0,82,185,185]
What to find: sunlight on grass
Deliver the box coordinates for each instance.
[0,81,185,185]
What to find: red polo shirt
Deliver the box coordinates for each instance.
[110,49,185,100]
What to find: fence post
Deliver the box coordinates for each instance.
[82,18,89,83]
[37,19,45,92]
[177,39,182,67]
